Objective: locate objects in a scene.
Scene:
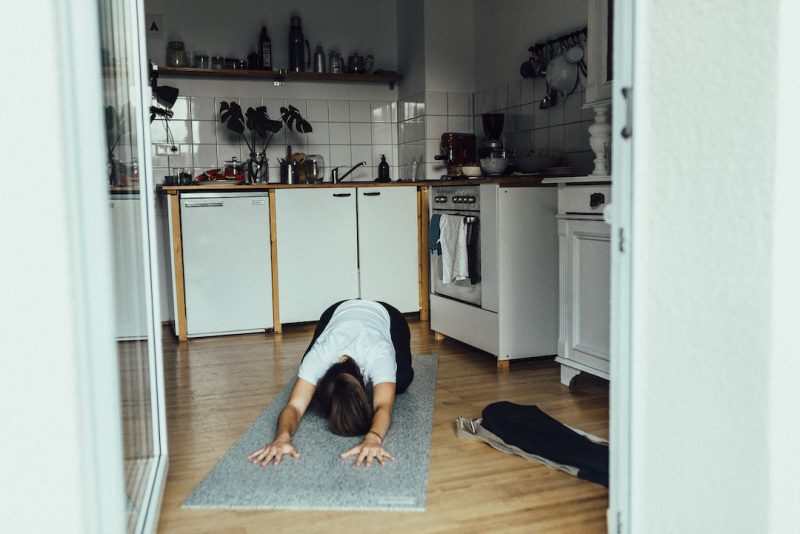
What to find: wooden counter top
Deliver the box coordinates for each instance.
[159,174,565,194]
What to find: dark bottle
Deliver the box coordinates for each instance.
[260,26,272,70]
[288,16,309,72]
[378,154,390,180]
[247,51,259,70]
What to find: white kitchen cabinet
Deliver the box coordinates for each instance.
[181,192,274,337]
[554,181,612,385]
[275,187,360,323]
[357,187,419,312]
[275,186,420,324]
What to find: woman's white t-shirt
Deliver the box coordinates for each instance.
[297,300,396,386]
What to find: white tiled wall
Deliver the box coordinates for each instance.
[150,96,399,183]
[151,79,595,183]
[474,77,595,175]
[395,79,595,179]
[397,92,426,180]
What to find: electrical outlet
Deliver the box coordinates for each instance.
[155,144,179,155]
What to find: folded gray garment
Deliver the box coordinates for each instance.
[455,416,608,482]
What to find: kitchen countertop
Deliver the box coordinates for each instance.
[541,175,612,185]
[159,174,563,194]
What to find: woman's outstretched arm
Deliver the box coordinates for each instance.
[340,382,396,467]
[248,378,316,466]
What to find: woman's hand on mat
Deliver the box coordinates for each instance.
[340,435,395,467]
[248,439,300,467]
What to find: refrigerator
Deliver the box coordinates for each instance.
[180,191,273,337]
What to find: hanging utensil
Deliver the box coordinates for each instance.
[546,47,578,100]
[539,79,558,109]
[520,47,536,78]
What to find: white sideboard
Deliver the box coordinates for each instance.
[544,177,612,386]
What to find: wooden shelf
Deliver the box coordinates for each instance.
[156,66,402,89]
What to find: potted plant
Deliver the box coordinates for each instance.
[219,102,312,183]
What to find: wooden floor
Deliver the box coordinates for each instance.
[157,317,610,533]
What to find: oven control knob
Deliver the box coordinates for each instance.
[466,196,476,203]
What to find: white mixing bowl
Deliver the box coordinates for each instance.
[479,157,509,176]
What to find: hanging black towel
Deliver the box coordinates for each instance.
[481,401,609,487]
[466,218,480,284]
[428,213,442,254]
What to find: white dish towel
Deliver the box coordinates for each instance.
[439,214,469,284]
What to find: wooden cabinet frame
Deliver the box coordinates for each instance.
[163,184,428,341]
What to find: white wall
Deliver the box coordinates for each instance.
[145,0,398,72]
[769,3,800,530]
[1,1,125,532]
[146,0,402,186]
[628,0,790,531]
[397,0,426,99]
[473,0,587,92]
[423,0,475,93]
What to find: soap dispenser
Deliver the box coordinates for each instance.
[377,154,390,182]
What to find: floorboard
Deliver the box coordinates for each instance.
[157,317,609,533]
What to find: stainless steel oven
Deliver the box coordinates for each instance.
[430,185,483,307]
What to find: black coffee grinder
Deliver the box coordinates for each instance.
[479,113,505,158]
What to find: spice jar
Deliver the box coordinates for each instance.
[166,41,186,67]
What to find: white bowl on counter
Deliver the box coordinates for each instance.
[461,165,482,177]
[479,157,509,176]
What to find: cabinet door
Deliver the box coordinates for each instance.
[357,187,420,313]
[181,195,273,336]
[275,188,359,323]
[558,217,611,378]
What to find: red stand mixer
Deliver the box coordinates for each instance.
[434,132,477,179]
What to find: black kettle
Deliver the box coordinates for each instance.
[288,16,310,72]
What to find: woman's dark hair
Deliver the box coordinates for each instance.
[315,356,372,436]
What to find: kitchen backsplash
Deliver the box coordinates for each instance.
[150,96,399,183]
[397,79,595,180]
[150,79,596,182]
[475,77,596,175]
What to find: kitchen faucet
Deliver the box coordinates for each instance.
[331,161,367,183]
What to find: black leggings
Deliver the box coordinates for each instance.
[302,300,415,394]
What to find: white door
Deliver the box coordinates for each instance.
[275,188,359,323]
[609,0,634,531]
[357,187,420,313]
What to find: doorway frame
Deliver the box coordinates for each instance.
[608,0,634,532]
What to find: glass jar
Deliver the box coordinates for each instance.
[195,54,209,69]
[328,51,342,74]
[166,41,186,67]
[210,56,224,69]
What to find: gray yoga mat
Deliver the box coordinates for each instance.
[182,354,438,511]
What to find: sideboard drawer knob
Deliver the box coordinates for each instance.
[590,192,605,208]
